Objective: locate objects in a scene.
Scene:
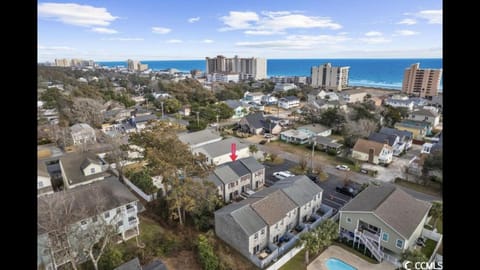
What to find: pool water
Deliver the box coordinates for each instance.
[325,258,357,270]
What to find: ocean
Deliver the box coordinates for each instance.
[98,58,443,90]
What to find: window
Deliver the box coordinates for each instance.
[117,221,123,227]
[90,168,96,174]
[346,217,352,223]
[253,245,259,254]
[382,232,389,242]
[81,220,87,226]
[117,208,121,214]
[92,216,98,223]
[275,223,278,229]
[396,239,404,249]
[261,229,265,235]
[104,212,110,218]
[38,181,44,188]
[254,233,258,240]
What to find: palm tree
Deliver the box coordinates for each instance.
[298,230,320,265]
[249,144,258,156]
[429,201,443,229]
[317,219,339,250]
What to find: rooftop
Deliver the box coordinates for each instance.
[379,127,413,140]
[274,176,324,207]
[395,120,432,129]
[368,132,397,146]
[197,137,249,158]
[224,99,244,109]
[178,129,222,147]
[298,124,331,134]
[59,151,111,186]
[353,138,392,155]
[250,189,297,225]
[341,184,431,239]
[281,129,310,140]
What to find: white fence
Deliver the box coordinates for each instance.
[266,244,304,270]
[422,228,442,242]
[111,168,156,202]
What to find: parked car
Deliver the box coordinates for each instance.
[273,171,295,180]
[336,165,350,171]
[306,173,319,182]
[264,133,273,138]
[259,139,267,145]
[335,185,359,197]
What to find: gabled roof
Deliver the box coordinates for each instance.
[368,132,398,146]
[197,137,249,158]
[224,99,243,109]
[239,156,264,173]
[133,114,158,123]
[143,259,168,270]
[243,112,265,129]
[395,120,431,129]
[207,173,223,187]
[38,177,139,235]
[38,159,50,178]
[70,123,95,134]
[216,202,267,236]
[213,165,239,185]
[59,152,111,186]
[314,136,342,148]
[353,138,391,155]
[411,108,439,117]
[114,257,142,270]
[178,129,222,147]
[274,176,323,207]
[281,96,299,102]
[250,189,297,225]
[228,160,251,177]
[80,157,102,170]
[379,127,413,140]
[341,184,431,239]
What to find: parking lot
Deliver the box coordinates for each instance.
[263,160,358,212]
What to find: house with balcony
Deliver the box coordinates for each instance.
[59,151,112,189]
[312,136,343,154]
[339,184,431,265]
[407,107,440,128]
[37,177,141,270]
[384,97,414,111]
[352,138,393,165]
[208,157,265,203]
[368,132,405,156]
[194,137,250,166]
[378,127,413,150]
[340,90,367,103]
[261,94,278,105]
[215,175,324,268]
[278,96,300,109]
[244,92,264,104]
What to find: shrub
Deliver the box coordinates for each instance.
[327,149,338,156]
[197,234,219,270]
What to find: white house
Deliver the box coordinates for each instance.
[37,177,140,270]
[384,96,414,111]
[408,107,440,127]
[194,137,250,166]
[261,95,278,105]
[352,138,393,164]
[244,92,264,103]
[278,96,300,109]
[70,123,96,145]
[178,129,222,150]
[59,152,112,189]
[207,73,240,83]
[280,129,311,145]
[297,124,332,137]
[274,83,297,92]
[224,100,247,119]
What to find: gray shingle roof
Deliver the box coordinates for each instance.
[298,124,331,134]
[214,164,240,185]
[38,177,139,235]
[133,114,158,123]
[274,175,323,207]
[231,205,267,236]
[228,161,250,177]
[224,100,243,109]
[411,108,439,117]
[341,184,431,239]
[143,259,168,270]
[244,112,265,129]
[368,132,397,146]
[59,152,111,186]
[178,129,222,147]
[379,127,413,141]
[283,96,299,101]
[314,136,342,148]
[207,173,223,187]
[197,137,249,158]
[114,257,142,270]
[38,159,50,177]
[250,189,297,225]
[239,156,264,173]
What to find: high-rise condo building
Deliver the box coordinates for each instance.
[402,63,442,99]
[310,63,350,91]
[55,58,71,67]
[127,59,148,72]
[205,55,267,80]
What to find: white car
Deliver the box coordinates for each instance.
[336,165,350,171]
[273,171,295,180]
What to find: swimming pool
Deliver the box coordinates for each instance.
[325,258,357,270]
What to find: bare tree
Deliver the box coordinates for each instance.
[69,98,105,128]
[38,186,122,270]
[344,118,378,138]
[104,134,129,181]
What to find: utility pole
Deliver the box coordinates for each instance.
[216,114,219,131]
[311,141,316,172]
[196,111,200,127]
[160,101,164,119]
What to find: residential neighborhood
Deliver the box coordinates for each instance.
[38,5,443,266]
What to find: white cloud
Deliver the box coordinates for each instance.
[202,39,214,43]
[152,27,171,34]
[101,37,144,41]
[415,10,442,24]
[38,3,117,27]
[38,45,75,51]
[188,17,200,23]
[395,30,419,36]
[220,11,259,31]
[397,18,417,25]
[91,27,118,34]
[220,10,342,33]
[166,39,183,43]
[365,31,382,37]
[244,30,284,35]
[359,37,391,44]
[236,34,350,49]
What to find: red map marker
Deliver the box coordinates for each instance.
[230,143,238,161]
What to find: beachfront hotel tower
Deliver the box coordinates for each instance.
[402,63,442,99]
[205,55,267,80]
[310,63,350,91]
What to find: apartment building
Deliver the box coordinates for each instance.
[205,55,267,80]
[402,63,442,99]
[311,63,350,91]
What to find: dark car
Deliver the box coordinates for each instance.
[306,174,319,182]
[259,139,267,145]
[336,186,359,197]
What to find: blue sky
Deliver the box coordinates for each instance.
[38,0,442,62]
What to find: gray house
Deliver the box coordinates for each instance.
[339,184,431,263]
[178,129,222,150]
[208,156,265,202]
[379,127,413,150]
[59,151,112,189]
[238,112,282,135]
[215,176,323,267]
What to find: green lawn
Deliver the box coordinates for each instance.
[427,218,443,234]
[280,249,306,270]
[421,239,437,259]
[394,179,442,197]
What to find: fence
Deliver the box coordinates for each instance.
[123,176,155,202]
[421,228,442,242]
[266,244,304,270]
